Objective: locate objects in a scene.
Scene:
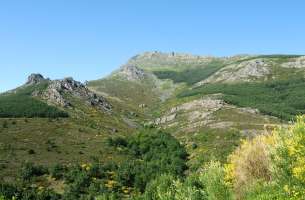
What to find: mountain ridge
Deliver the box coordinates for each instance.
[1,51,305,198]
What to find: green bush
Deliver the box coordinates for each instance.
[20,162,48,181]
[50,164,67,180]
[201,161,233,200]
[2,121,8,129]
[0,183,18,199]
[106,130,188,193]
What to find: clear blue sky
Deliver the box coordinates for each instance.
[0,0,304,92]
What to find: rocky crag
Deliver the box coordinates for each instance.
[28,74,111,111]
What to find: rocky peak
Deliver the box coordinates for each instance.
[26,73,47,85]
[38,77,111,111]
[117,65,146,81]
[51,77,85,92]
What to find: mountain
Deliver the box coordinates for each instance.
[1,52,305,199]
[88,52,305,167]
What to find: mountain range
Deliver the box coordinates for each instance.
[1,52,305,199]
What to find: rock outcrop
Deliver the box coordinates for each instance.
[43,77,111,111]
[197,59,270,85]
[26,73,48,85]
[116,65,147,81]
[281,56,305,68]
[154,97,225,127]
[26,74,111,111]
[127,51,216,68]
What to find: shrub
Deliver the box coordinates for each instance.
[224,135,273,197]
[50,163,67,180]
[28,149,35,155]
[20,162,48,181]
[142,174,207,200]
[2,121,7,129]
[0,183,18,199]
[201,161,233,200]
[106,137,127,147]
[224,116,305,199]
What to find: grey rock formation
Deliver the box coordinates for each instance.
[197,59,270,85]
[41,77,111,111]
[281,56,305,68]
[26,73,48,85]
[127,51,216,68]
[117,65,146,81]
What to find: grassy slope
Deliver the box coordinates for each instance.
[88,77,160,113]
[0,82,68,118]
[0,87,136,181]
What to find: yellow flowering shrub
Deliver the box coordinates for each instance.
[224,135,273,196]
[225,116,305,199]
[283,116,305,183]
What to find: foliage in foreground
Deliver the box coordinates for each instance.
[0,130,188,199]
[224,116,305,199]
[1,117,304,199]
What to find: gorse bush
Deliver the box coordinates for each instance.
[224,134,274,197]
[137,161,233,200]
[20,162,48,181]
[224,116,305,199]
[202,161,233,200]
[140,174,207,200]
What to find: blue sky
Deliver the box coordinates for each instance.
[0,0,304,92]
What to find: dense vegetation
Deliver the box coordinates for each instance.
[153,60,224,85]
[0,83,68,118]
[3,117,303,200]
[0,130,188,199]
[178,77,305,120]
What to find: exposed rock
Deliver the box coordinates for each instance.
[237,107,259,114]
[26,73,48,85]
[117,65,146,81]
[138,104,147,108]
[197,59,270,85]
[42,77,111,111]
[123,117,138,128]
[128,51,216,68]
[111,128,118,133]
[155,113,177,125]
[281,56,305,68]
[208,122,234,129]
[154,97,224,127]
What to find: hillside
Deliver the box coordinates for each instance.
[1,52,305,199]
